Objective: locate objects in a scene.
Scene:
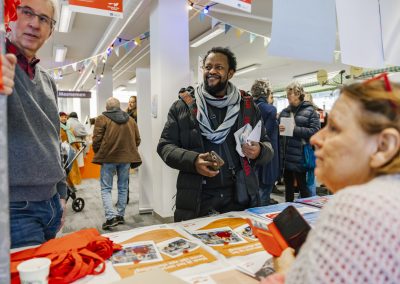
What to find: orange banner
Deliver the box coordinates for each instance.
[69,0,123,18]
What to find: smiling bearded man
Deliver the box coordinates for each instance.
[158,47,274,222]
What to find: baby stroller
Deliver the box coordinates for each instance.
[61,141,87,212]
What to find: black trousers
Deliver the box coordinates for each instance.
[198,186,247,217]
[283,170,310,202]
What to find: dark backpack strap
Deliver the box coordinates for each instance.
[178,89,197,117]
[239,90,254,177]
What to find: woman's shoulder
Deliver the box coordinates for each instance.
[321,175,400,223]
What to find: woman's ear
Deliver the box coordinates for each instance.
[370,128,400,168]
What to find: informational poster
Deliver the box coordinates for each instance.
[380,0,400,66]
[69,0,123,18]
[268,0,336,63]
[213,0,252,13]
[336,0,384,68]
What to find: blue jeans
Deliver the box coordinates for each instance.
[259,183,273,207]
[100,163,130,220]
[10,193,63,249]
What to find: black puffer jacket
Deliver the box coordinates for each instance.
[279,101,320,173]
[157,95,274,221]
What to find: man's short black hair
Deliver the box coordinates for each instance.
[203,47,237,72]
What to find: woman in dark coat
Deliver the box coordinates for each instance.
[279,82,320,202]
[252,80,280,206]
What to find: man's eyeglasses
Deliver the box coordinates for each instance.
[17,6,56,29]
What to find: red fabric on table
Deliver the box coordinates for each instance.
[11,228,122,284]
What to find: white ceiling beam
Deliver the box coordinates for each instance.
[209,7,272,23]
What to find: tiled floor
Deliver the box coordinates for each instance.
[60,171,162,236]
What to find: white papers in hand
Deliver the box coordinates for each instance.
[234,121,262,157]
[280,117,295,136]
[246,120,262,144]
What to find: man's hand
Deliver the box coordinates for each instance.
[195,153,220,177]
[242,141,261,160]
[1,54,17,95]
[58,198,67,232]
[279,124,286,133]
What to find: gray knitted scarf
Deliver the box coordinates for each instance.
[195,82,241,144]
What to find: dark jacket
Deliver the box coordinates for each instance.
[279,101,320,173]
[92,109,141,164]
[157,95,274,221]
[255,97,280,185]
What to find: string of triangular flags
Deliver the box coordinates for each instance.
[190,1,270,46]
[51,31,150,80]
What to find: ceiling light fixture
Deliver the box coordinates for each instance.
[235,64,261,76]
[58,4,74,33]
[128,77,137,84]
[53,45,67,63]
[114,85,126,92]
[190,24,224,48]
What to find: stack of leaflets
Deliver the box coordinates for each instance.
[245,202,321,226]
[295,195,333,208]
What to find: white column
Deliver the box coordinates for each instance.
[80,98,91,123]
[150,0,190,219]
[136,68,153,213]
[96,67,113,114]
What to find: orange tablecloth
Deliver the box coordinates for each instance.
[80,146,101,179]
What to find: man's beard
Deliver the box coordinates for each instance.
[204,76,228,97]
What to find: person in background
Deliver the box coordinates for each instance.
[304,93,328,128]
[92,97,141,230]
[251,80,280,206]
[302,93,320,196]
[60,111,82,187]
[67,111,88,140]
[157,47,273,221]
[126,95,137,122]
[261,76,400,284]
[4,0,67,248]
[67,111,88,168]
[279,82,320,202]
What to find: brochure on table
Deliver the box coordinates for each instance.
[105,224,227,280]
[245,202,321,226]
[295,195,333,208]
[174,212,273,279]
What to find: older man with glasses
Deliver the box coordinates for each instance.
[1,0,68,248]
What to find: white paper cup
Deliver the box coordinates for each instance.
[17,257,51,284]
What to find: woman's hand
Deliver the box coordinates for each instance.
[260,273,285,284]
[273,247,296,274]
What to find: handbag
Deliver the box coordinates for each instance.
[303,142,316,170]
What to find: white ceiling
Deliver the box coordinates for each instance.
[38,0,349,94]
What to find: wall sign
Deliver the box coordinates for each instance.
[58,91,92,98]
